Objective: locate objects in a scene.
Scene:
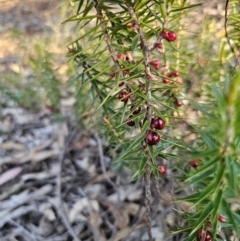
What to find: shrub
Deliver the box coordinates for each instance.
[66,1,240,240]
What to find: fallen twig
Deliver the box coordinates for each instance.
[56,128,81,241]
[94,133,121,241]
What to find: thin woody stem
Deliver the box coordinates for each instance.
[145,162,153,241]
[91,0,122,72]
[127,5,153,79]
[127,4,153,241]
[92,0,134,102]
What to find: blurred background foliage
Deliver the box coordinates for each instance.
[0,1,233,124]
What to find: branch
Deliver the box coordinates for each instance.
[127,5,153,79]
[91,0,122,72]
[145,162,153,241]
[94,133,121,241]
[127,6,154,240]
[56,128,81,241]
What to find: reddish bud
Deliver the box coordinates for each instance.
[168,31,177,42]
[160,30,169,39]
[118,82,124,87]
[127,115,135,127]
[127,22,139,31]
[218,215,227,223]
[158,165,166,175]
[155,42,164,53]
[150,60,162,70]
[110,71,115,78]
[122,67,130,75]
[118,90,129,102]
[190,160,198,168]
[197,229,212,241]
[160,30,177,42]
[155,42,163,49]
[169,71,180,77]
[131,106,141,115]
[205,235,212,241]
[117,53,126,60]
[174,98,182,107]
[163,78,170,84]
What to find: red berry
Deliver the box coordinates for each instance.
[190,160,198,168]
[174,98,182,107]
[131,106,141,115]
[118,90,129,102]
[158,165,166,174]
[162,78,170,84]
[117,53,126,60]
[218,215,227,223]
[170,71,180,77]
[149,60,162,70]
[110,71,115,78]
[167,31,177,42]
[127,116,135,127]
[151,117,166,130]
[160,30,169,39]
[160,30,177,42]
[146,130,160,145]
